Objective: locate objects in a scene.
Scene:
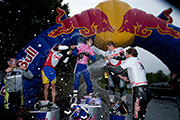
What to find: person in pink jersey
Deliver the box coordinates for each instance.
[70,37,96,104]
[41,44,68,104]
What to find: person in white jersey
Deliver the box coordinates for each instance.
[104,41,129,104]
[109,47,152,120]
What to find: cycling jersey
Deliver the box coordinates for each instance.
[120,57,148,87]
[105,47,125,66]
[43,47,63,68]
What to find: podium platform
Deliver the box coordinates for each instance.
[78,97,101,120]
[29,108,60,120]
[79,104,101,120]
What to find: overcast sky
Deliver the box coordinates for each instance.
[62,0,180,74]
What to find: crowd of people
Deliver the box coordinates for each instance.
[0,37,180,120]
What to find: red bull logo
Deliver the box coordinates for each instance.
[118,8,180,38]
[134,98,140,118]
[161,8,173,23]
[48,8,114,38]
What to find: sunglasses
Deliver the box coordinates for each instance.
[7,59,17,64]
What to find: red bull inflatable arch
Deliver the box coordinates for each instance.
[1,0,180,108]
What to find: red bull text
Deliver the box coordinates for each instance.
[18,46,39,69]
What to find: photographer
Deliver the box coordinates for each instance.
[169,72,180,118]
[3,58,34,119]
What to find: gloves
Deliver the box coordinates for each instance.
[78,53,84,61]
[78,51,90,61]
[82,51,89,56]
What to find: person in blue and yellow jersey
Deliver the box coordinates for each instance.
[41,44,68,105]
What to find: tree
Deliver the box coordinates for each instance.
[146,70,170,84]
[0,0,70,70]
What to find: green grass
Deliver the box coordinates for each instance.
[97,80,106,89]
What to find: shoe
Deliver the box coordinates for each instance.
[84,95,92,99]
[83,93,95,99]
[50,102,58,109]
